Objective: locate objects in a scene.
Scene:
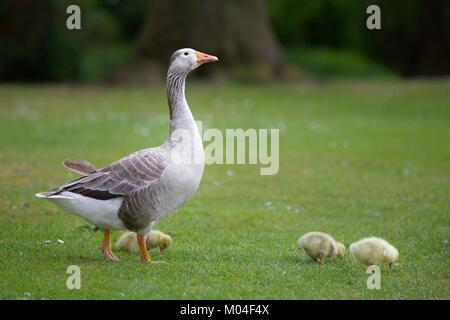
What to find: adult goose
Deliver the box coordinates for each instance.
[36,48,218,262]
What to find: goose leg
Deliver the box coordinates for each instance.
[137,234,151,262]
[101,230,119,261]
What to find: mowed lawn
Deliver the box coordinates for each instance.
[0,81,449,299]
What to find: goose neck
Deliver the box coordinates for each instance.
[167,69,195,134]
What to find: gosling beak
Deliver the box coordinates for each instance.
[195,50,218,63]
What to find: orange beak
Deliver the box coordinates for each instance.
[195,51,218,63]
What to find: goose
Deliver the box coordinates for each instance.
[297,231,345,264]
[116,230,173,254]
[35,48,218,262]
[349,237,399,267]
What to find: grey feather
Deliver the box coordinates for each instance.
[63,159,97,175]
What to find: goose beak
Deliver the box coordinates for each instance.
[195,51,218,63]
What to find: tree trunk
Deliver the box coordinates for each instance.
[112,0,298,84]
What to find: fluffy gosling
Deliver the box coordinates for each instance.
[349,237,398,267]
[297,231,345,264]
[145,230,173,253]
[115,230,173,254]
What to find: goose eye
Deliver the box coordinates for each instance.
[184,52,189,56]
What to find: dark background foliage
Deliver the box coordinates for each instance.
[0,0,448,83]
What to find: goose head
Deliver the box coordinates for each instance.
[169,48,218,74]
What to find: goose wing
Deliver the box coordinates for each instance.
[52,148,169,201]
[63,159,97,175]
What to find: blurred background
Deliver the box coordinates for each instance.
[1,0,449,84]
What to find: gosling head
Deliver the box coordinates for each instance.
[158,235,173,254]
[336,242,346,257]
[169,48,218,75]
[387,246,399,268]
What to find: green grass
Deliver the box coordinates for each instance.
[286,47,396,80]
[0,81,449,299]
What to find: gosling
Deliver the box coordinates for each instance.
[349,237,398,267]
[297,231,346,264]
[116,230,173,254]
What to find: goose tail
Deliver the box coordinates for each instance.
[35,191,72,199]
